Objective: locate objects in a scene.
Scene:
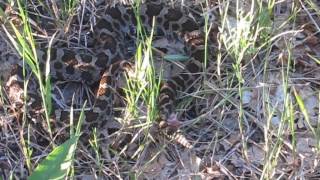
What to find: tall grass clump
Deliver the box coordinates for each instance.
[3,0,53,142]
[125,0,161,125]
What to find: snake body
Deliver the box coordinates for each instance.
[5,0,207,159]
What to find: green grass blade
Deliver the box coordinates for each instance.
[294,88,316,137]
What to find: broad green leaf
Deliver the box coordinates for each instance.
[164,54,190,62]
[28,135,79,180]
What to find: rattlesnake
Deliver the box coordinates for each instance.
[3,0,212,176]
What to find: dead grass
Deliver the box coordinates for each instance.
[1,0,320,179]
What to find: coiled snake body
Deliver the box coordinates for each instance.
[5,0,208,154]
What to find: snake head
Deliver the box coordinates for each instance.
[158,113,182,135]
